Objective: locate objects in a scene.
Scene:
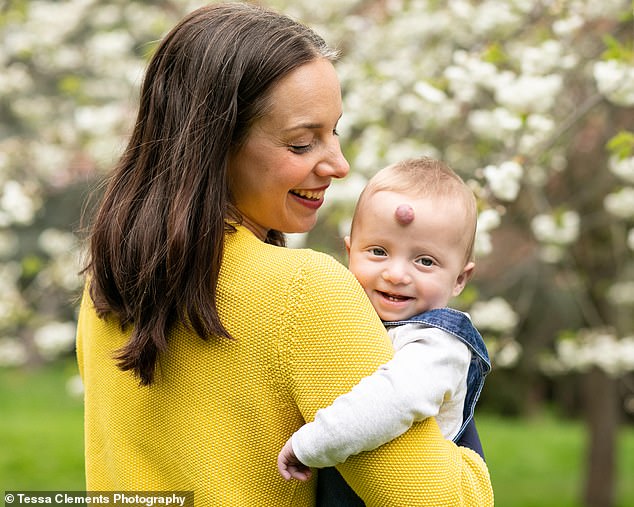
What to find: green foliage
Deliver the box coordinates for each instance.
[602,34,634,61]
[481,42,508,66]
[607,131,634,159]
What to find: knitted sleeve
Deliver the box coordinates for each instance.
[278,252,493,507]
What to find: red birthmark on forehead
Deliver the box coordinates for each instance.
[394,204,415,225]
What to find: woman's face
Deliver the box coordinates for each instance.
[228,58,349,239]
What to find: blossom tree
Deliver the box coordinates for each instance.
[1,0,633,505]
[0,0,184,368]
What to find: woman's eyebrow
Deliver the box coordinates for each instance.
[282,122,323,133]
[282,113,343,133]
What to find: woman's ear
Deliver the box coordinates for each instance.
[453,261,475,296]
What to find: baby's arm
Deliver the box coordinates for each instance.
[279,326,470,473]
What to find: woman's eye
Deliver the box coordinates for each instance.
[289,144,312,154]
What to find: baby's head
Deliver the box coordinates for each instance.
[346,157,477,321]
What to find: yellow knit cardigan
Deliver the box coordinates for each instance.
[77,225,493,506]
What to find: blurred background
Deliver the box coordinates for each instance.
[1,0,633,505]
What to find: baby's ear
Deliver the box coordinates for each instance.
[344,236,351,255]
[453,261,475,296]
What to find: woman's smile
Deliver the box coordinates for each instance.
[289,186,328,209]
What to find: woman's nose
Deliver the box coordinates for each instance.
[317,137,350,179]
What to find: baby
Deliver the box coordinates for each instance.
[278,157,491,481]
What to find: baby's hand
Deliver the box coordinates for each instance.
[277,438,312,481]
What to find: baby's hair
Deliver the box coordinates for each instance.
[353,157,478,262]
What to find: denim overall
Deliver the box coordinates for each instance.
[316,307,491,507]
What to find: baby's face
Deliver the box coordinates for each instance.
[346,190,473,322]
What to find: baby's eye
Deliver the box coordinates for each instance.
[369,247,387,256]
[416,257,434,267]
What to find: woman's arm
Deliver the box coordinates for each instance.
[280,252,493,506]
[289,329,470,468]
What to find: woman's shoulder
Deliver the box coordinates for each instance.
[223,227,372,324]
[227,226,352,280]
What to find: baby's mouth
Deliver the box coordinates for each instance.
[379,291,412,302]
[290,189,324,201]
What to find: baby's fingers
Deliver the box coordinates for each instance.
[287,465,312,482]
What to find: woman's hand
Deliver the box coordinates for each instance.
[277,438,313,481]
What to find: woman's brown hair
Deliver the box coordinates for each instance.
[83,3,338,385]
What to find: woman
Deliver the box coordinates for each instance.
[77,3,493,506]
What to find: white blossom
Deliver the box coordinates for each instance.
[604,187,634,219]
[554,330,634,377]
[414,81,447,104]
[470,297,518,334]
[468,108,522,141]
[75,104,127,135]
[526,114,555,136]
[525,165,548,186]
[552,15,584,38]
[30,142,72,185]
[531,210,580,245]
[33,321,77,360]
[66,374,85,397]
[48,46,84,71]
[483,160,523,201]
[519,114,557,155]
[0,63,34,95]
[0,181,38,225]
[477,208,502,232]
[11,96,56,125]
[607,281,634,306]
[0,338,28,367]
[444,64,478,103]
[85,30,135,66]
[385,140,438,165]
[38,229,78,257]
[36,247,83,292]
[26,1,86,46]
[494,339,522,368]
[448,0,474,20]
[475,230,493,257]
[91,4,123,28]
[577,0,633,20]
[494,73,563,113]
[519,40,576,76]
[444,50,499,102]
[468,0,522,36]
[594,60,634,107]
[351,125,389,174]
[608,156,634,184]
[537,244,566,264]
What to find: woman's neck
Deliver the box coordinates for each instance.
[236,214,269,242]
